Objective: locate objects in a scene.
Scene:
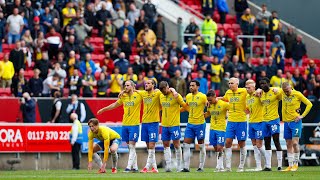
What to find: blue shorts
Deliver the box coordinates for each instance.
[122,125,140,142]
[226,121,247,141]
[209,130,225,146]
[162,126,181,141]
[141,122,159,142]
[184,123,206,140]
[284,121,302,139]
[263,118,280,137]
[248,122,264,140]
[97,138,121,150]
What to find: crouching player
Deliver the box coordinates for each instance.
[87,118,121,173]
[204,90,229,172]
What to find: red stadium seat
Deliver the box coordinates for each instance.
[231,24,241,33]
[191,72,197,79]
[0,88,12,96]
[24,70,34,80]
[223,24,232,32]
[226,15,236,24]
[0,52,4,60]
[217,23,223,32]
[213,13,220,23]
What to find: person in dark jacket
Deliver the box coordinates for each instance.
[291,35,307,67]
[11,69,28,97]
[21,92,36,123]
[142,0,157,27]
[9,41,25,74]
[184,18,199,43]
[234,0,248,23]
[117,19,136,44]
[151,15,166,42]
[28,68,43,97]
[97,73,109,97]
[50,91,62,123]
[201,0,215,17]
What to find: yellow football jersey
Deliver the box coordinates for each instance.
[280,89,313,122]
[116,92,142,125]
[186,92,207,125]
[139,90,162,123]
[246,94,263,123]
[223,88,247,122]
[260,88,281,121]
[207,100,229,131]
[160,93,186,127]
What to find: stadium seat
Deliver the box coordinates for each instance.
[213,13,220,23]
[217,23,223,32]
[0,88,11,96]
[24,70,34,80]
[226,15,236,24]
[231,24,241,33]
[223,24,232,32]
[191,72,197,79]
[0,52,4,60]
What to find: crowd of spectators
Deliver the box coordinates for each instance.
[0,0,318,100]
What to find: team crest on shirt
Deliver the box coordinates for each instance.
[269,93,272,96]
[218,106,221,108]
[196,96,199,100]
[170,98,172,101]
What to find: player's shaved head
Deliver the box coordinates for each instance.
[282,82,292,96]
[245,80,256,94]
[245,79,256,87]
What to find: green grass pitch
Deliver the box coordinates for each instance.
[1,167,320,180]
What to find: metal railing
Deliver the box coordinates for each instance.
[237,35,266,58]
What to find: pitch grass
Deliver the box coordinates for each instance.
[1,167,320,180]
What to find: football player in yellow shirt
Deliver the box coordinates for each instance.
[181,80,207,172]
[245,80,266,171]
[281,82,312,172]
[221,77,247,172]
[87,118,121,174]
[97,80,142,173]
[159,81,188,172]
[259,77,283,171]
[204,90,229,172]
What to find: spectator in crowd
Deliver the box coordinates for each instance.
[137,24,157,46]
[45,27,63,60]
[66,94,86,123]
[152,15,166,42]
[0,53,15,88]
[154,53,167,78]
[192,29,205,60]
[307,74,320,99]
[170,69,186,97]
[67,51,79,77]
[305,59,319,80]
[50,91,62,123]
[28,68,43,97]
[211,41,226,62]
[284,26,296,58]
[21,92,36,123]
[158,70,170,83]
[232,39,246,63]
[201,0,215,16]
[285,71,295,88]
[84,3,95,27]
[136,73,145,90]
[42,73,60,97]
[194,70,208,94]
[118,19,135,44]
[62,1,76,27]
[274,22,286,42]
[184,17,199,43]
[74,17,93,44]
[132,55,144,75]
[270,69,285,88]
[244,57,256,75]
[291,35,307,67]
[123,66,138,83]
[292,69,307,94]
[102,19,116,52]
[269,11,280,41]
[11,69,28,97]
[9,41,25,74]
[216,0,229,24]
[127,3,140,26]
[33,2,44,17]
[256,4,271,36]
[41,6,53,34]
[220,72,230,95]
[63,35,79,58]
[69,113,83,170]
[167,41,182,62]
[32,18,44,39]
[97,72,109,97]
[49,1,60,22]
[79,37,94,60]
[144,53,156,73]
[6,7,24,44]
[82,67,97,97]
[167,57,182,78]
[144,69,158,84]
[182,39,198,63]
[234,0,248,23]
[49,62,67,90]
[103,51,115,74]
[109,40,122,60]
[231,55,245,76]
[197,56,212,78]
[20,40,32,68]
[21,30,34,50]
[201,14,217,53]
[51,18,61,33]
[109,66,123,97]
[68,68,82,97]
[34,31,46,61]
[270,35,285,71]
[215,29,227,47]
[211,56,223,90]
[80,53,96,76]
[254,58,267,80]
[114,52,129,74]
[240,8,255,47]
[180,54,193,80]
[34,51,51,80]
[119,34,132,59]
[112,3,126,30]
[0,11,5,52]
[142,0,157,27]
[23,0,34,28]
[222,55,233,76]
[266,56,277,79]
[134,9,149,35]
